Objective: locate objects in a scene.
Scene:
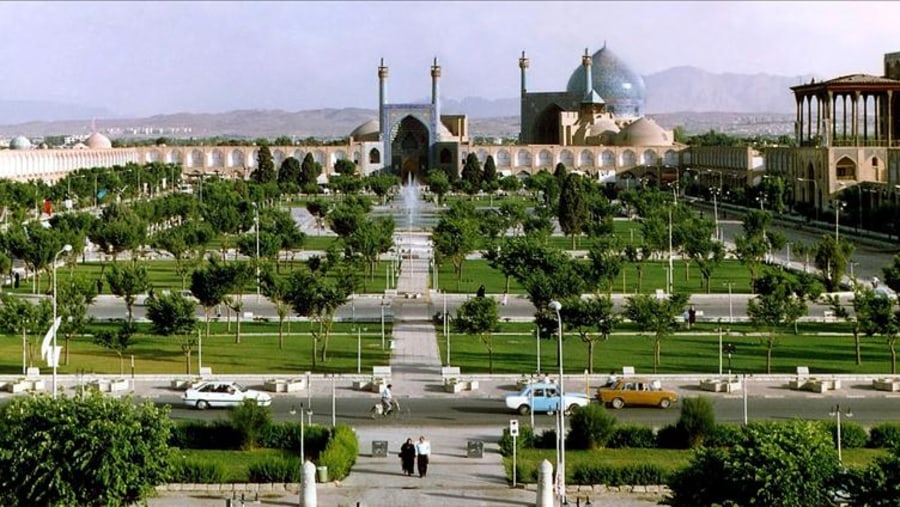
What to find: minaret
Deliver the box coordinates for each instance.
[378,58,388,137]
[582,48,592,99]
[518,50,529,96]
[431,57,441,142]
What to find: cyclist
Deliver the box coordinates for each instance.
[381,384,394,414]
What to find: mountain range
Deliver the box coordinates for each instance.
[0,66,819,139]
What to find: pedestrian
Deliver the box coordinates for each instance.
[688,305,696,328]
[476,284,486,298]
[96,278,103,294]
[414,435,431,478]
[605,370,618,387]
[399,438,416,476]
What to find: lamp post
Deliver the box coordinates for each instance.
[52,243,72,397]
[833,200,846,243]
[711,187,721,242]
[253,202,260,302]
[290,403,313,468]
[667,208,673,294]
[535,326,541,373]
[723,281,734,323]
[829,404,853,464]
[548,299,565,504]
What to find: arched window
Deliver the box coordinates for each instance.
[369,148,381,164]
[439,148,452,164]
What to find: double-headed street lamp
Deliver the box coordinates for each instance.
[829,404,853,464]
[548,300,566,504]
[52,243,73,397]
[290,403,314,469]
[252,202,260,302]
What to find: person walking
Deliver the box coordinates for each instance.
[399,438,417,476]
[414,435,431,478]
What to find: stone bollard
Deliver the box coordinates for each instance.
[536,459,554,507]
[300,460,317,507]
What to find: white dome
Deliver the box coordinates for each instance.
[10,136,32,150]
[617,117,671,146]
[349,120,380,142]
[86,132,112,149]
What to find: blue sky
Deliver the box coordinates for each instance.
[1,1,898,117]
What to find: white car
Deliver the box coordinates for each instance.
[504,382,590,415]
[182,381,272,410]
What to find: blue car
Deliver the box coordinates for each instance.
[504,382,590,415]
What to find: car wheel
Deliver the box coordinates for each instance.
[517,404,531,416]
[611,398,625,409]
[565,404,580,416]
[659,398,672,409]
[196,400,210,410]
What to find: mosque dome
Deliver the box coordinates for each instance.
[10,136,32,150]
[617,117,671,146]
[566,45,645,118]
[586,118,620,145]
[349,120,380,142]
[86,132,112,149]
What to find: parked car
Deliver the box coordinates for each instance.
[504,382,590,415]
[596,378,678,409]
[182,381,272,410]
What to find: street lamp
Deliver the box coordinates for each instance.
[52,243,73,397]
[252,202,260,302]
[290,403,314,468]
[548,299,566,504]
[829,404,853,464]
[723,281,734,323]
[710,187,721,242]
[833,200,846,243]
[667,208,674,294]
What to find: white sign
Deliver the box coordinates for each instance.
[40,317,62,365]
[509,419,519,437]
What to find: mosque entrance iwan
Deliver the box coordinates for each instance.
[392,116,429,184]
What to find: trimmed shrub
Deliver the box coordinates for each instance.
[676,396,716,448]
[868,423,900,449]
[572,462,668,486]
[706,423,744,448]
[822,420,867,449]
[248,457,301,483]
[230,399,273,450]
[499,424,535,456]
[656,424,688,449]
[317,424,358,481]
[608,425,656,448]
[535,429,557,449]
[565,404,617,450]
[169,420,242,450]
[168,459,226,483]
[263,422,331,458]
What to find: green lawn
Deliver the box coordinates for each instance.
[174,449,297,482]
[0,321,393,375]
[436,259,753,295]
[504,447,885,484]
[440,329,897,375]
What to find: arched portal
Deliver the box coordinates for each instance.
[391,115,430,183]
[534,104,562,145]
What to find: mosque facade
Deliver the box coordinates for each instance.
[2,45,900,216]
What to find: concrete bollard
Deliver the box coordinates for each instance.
[300,460,317,507]
[536,459,554,507]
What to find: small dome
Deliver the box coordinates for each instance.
[10,136,32,150]
[349,120,380,142]
[617,117,671,146]
[73,142,88,150]
[86,132,112,149]
[566,45,645,119]
[588,118,620,136]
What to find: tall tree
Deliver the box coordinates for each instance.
[93,321,136,376]
[427,169,451,206]
[277,156,302,193]
[0,293,52,373]
[747,268,812,373]
[251,144,276,183]
[432,202,479,287]
[562,295,619,373]
[299,152,322,190]
[190,256,231,339]
[57,276,97,365]
[105,263,149,323]
[814,234,855,292]
[858,289,900,374]
[558,172,589,249]
[624,292,689,373]
[260,268,292,350]
[482,155,499,193]
[454,296,500,373]
[459,153,483,196]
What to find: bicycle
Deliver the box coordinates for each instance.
[371,399,401,418]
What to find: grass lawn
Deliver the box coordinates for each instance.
[503,447,886,484]
[174,449,297,482]
[0,321,393,375]
[437,259,754,295]
[441,328,897,375]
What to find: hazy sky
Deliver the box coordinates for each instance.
[2,1,898,117]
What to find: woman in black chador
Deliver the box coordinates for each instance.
[399,438,417,476]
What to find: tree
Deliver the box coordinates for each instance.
[624,292,689,373]
[299,152,322,189]
[427,169,451,206]
[0,293,51,373]
[251,144,276,183]
[89,203,147,266]
[851,446,900,506]
[56,276,97,365]
[454,295,500,373]
[482,155,499,193]
[93,321,136,376]
[881,253,900,293]
[675,396,716,448]
[284,251,356,366]
[857,289,900,374]
[0,392,172,506]
[432,202,479,287]
[190,256,231,338]
[260,268,292,350]
[561,295,619,373]
[347,217,394,283]
[153,221,213,290]
[565,403,617,450]
[145,290,197,336]
[558,172,589,249]
[460,153,483,195]
[586,236,625,296]
[733,209,785,289]
[105,263,149,323]
[498,200,526,236]
[365,173,398,205]
[747,268,812,373]
[499,174,523,194]
[4,221,67,293]
[305,198,331,235]
[277,156,302,193]
[814,234,855,292]
[666,420,839,507]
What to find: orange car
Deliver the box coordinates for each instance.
[596,378,678,409]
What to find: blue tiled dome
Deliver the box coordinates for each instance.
[566,45,645,118]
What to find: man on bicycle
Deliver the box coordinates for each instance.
[381,384,394,414]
